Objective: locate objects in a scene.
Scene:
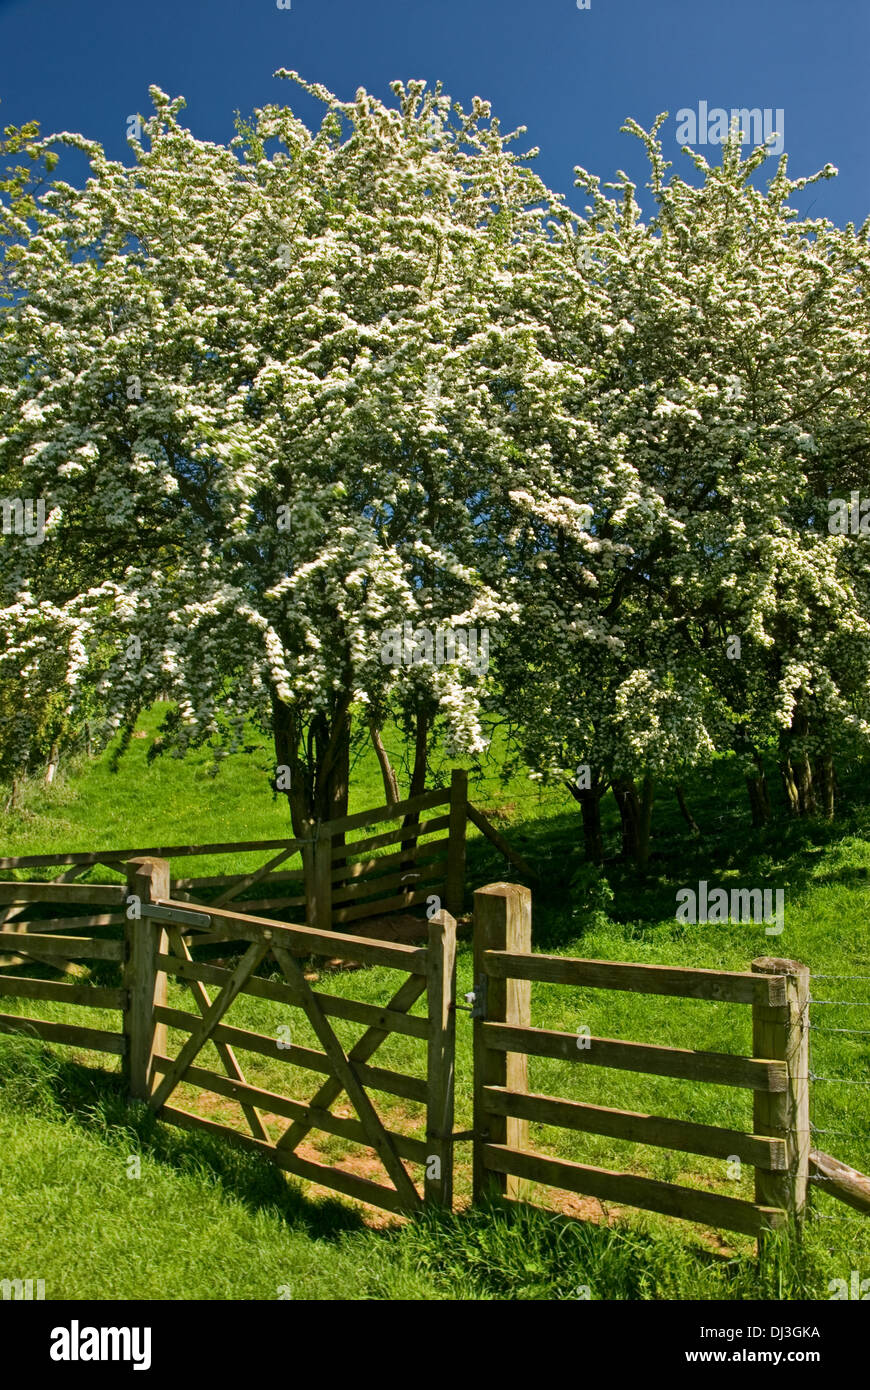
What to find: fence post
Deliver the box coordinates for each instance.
[472,882,532,1203]
[751,956,810,1232]
[124,858,169,1101]
[425,907,457,1209]
[445,769,468,918]
[307,825,333,933]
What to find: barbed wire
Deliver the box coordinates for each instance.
[809,1211,870,1225]
[809,1024,870,1034]
[809,999,870,1007]
[811,974,870,981]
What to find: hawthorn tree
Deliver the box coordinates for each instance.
[0,75,554,864]
[494,118,870,862]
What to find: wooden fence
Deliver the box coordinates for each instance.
[1,856,834,1241]
[0,772,472,934]
[471,882,810,1238]
[0,859,457,1216]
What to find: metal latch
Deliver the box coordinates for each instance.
[140,903,212,930]
[450,974,487,1020]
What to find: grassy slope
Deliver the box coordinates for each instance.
[0,713,868,1299]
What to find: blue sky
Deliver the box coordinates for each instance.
[1,0,867,227]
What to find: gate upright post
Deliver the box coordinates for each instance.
[124,857,170,1101]
[472,882,532,1203]
[425,908,457,1209]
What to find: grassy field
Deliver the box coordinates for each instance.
[0,711,868,1300]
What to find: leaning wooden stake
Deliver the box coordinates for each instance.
[473,883,532,1202]
[752,955,810,1241]
[809,1149,870,1215]
[425,908,457,1209]
[124,858,170,1101]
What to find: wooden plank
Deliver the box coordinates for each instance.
[0,883,125,906]
[154,1008,429,1103]
[0,932,125,961]
[482,1144,788,1236]
[331,860,446,907]
[484,951,786,1006]
[0,1012,126,1055]
[332,886,444,926]
[473,883,532,1202]
[166,927,269,1143]
[466,803,537,881]
[0,914,127,934]
[0,838,304,870]
[157,955,430,1039]
[323,787,450,838]
[753,957,811,1224]
[484,1023,788,1092]
[211,846,298,909]
[275,972,429,1153]
[155,897,428,973]
[330,838,449,885]
[335,814,451,862]
[149,942,269,1112]
[151,1061,428,1163]
[159,1106,420,1214]
[0,976,125,1011]
[482,1087,788,1170]
[173,868,305,892]
[426,910,457,1208]
[809,1149,870,1215]
[271,945,422,1210]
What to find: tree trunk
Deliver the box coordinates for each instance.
[401,706,430,865]
[44,740,60,786]
[612,777,640,861]
[612,775,655,869]
[779,758,801,817]
[746,752,771,828]
[636,775,655,869]
[674,783,701,835]
[565,774,607,863]
[369,721,401,804]
[813,749,835,821]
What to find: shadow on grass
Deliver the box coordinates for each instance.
[0,1036,370,1243]
[0,1035,821,1300]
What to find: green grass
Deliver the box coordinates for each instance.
[0,716,868,1299]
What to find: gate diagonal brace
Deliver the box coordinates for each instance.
[270,945,422,1212]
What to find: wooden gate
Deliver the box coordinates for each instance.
[126,858,457,1215]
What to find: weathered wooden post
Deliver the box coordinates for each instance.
[124,858,169,1101]
[752,955,810,1235]
[445,769,468,919]
[425,907,457,1209]
[472,882,532,1202]
[307,824,333,933]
